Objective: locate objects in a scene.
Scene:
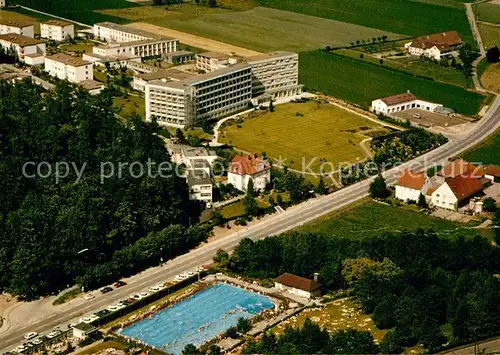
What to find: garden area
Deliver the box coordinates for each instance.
[220,101,388,174]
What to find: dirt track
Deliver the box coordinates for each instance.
[126,22,262,57]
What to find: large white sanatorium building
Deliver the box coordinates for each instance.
[40,20,75,42]
[44,53,93,83]
[146,63,252,128]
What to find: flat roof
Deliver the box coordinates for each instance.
[186,62,251,85]
[183,146,216,158]
[0,33,44,47]
[197,51,232,60]
[137,69,197,82]
[97,37,176,49]
[78,79,104,90]
[41,19,73,27]
[167,50,194,56]
[46,53,91,67]
[94,22,173,40]
[0,19,34,28]
[187,170,212,186]
[246,51,297,62]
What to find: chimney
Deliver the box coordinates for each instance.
[313,272,319,282]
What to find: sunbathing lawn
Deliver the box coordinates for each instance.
[220,102,387,174]
[113,95,146,119]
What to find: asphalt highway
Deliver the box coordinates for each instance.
[1,96,499,353]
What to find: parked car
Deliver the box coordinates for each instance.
[80,317,92,324]
[14,345,27,353]
[113,281,127,288]
[100,286,113,294]
[24,332,37,340]
[31,338,43,346]
[84,293,95,300]
[127,298,137,303]
[46,330,61,339]
[23,343,34,348]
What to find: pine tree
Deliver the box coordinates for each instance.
[369,175,390,199]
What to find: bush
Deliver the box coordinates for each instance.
[483,197,497,212]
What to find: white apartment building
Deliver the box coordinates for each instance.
[371,92,443,115]
[187,170,212,203]
[0,20,35,38]
[196,52,242,72]
[0,0,6,8]
[40,20,75,42]
[44,54,93,83]
[0,33,45,65]
[247,51,302,99]
[146,63,252,128]
[94,22,159,43]
[228,154,271,192]
[93,38,178,60]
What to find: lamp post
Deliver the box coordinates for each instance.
[160,247,163,266]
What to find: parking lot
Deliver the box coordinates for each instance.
[394,109,470,128]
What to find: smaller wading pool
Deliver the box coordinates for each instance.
[118,283,274,355]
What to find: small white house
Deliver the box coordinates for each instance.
[44,53,93,83]
[187,170,212,203]
[275,273,322,299]
[228,154,271,192]
[78,79,105,95]
[72,323,97,340]
[0,20,34,38]
[431,175,487,211]
[395,169,431,203]
[41,20,75,42]
[0,0,6,8]
[371,92,443,115]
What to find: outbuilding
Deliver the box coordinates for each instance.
[72,323,97,340]
[275,273,322,299]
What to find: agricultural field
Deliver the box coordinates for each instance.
[257,0,474,44]
[12,0,139,24]
[0,10,40,31]
[334,48,470,88]
[298,200,488,240]
[299,51,485,116]
[102,5,401,52]
[478,23,500,50]
[463,130,500,166]
[480,63,500,94]
[474,1,500,24]
[220,101,388,174]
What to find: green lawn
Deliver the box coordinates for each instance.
[480,62,500,94]
[257,0,474,44]
[12,0,139,24]
[120,6,402,52]
[475,1,500,24]
[113,95,145,119]
[299,51,485,116]
[478,23,500,50]
[59,42,95,54]
[463,131,500,165]
[334,48,469,88]
[299,200,484,240]
[221,101,387,173]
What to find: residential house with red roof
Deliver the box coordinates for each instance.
[275,273,322,299]
[228,154,271,192]
[405,31,462,60]
[395,169,432,202]
[430,174,490,211]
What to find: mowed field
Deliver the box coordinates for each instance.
[480,63,500,94]
[478,23,500,49]
[220,101,387,173]
[104,6,402,52]
[298,200,486,240]
[257,0,474,44]
[475,1,500,24]
[463,130,500,165]
[299,51,485,116]
[12,0,139,24]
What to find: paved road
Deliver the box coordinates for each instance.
[1,96,499,353]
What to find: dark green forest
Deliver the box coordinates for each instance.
[226,230,500,351]
[0,80,208,300]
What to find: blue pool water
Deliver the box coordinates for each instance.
[118,283,274,355]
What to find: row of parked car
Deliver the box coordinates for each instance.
[15,329,64,353]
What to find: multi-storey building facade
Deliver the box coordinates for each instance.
[0,20,35,38]
[93,22,158,43]
[196,52,242,72]
[0,33,45,65]
[40,20,75,41]
[44,54,93,83]
[145,63,252,128]
[93,38,178,59]
[247,51,302,99]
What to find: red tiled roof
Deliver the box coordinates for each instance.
[230,154,270,176]
[410,31,462,50]
[437,160,476,178]
[275,273,321,292]
[477,165,500,178]
[379,92,417,106]
[397,169,426,190]
[447,175,487,202]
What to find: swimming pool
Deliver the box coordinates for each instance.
[118,283,274,355]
